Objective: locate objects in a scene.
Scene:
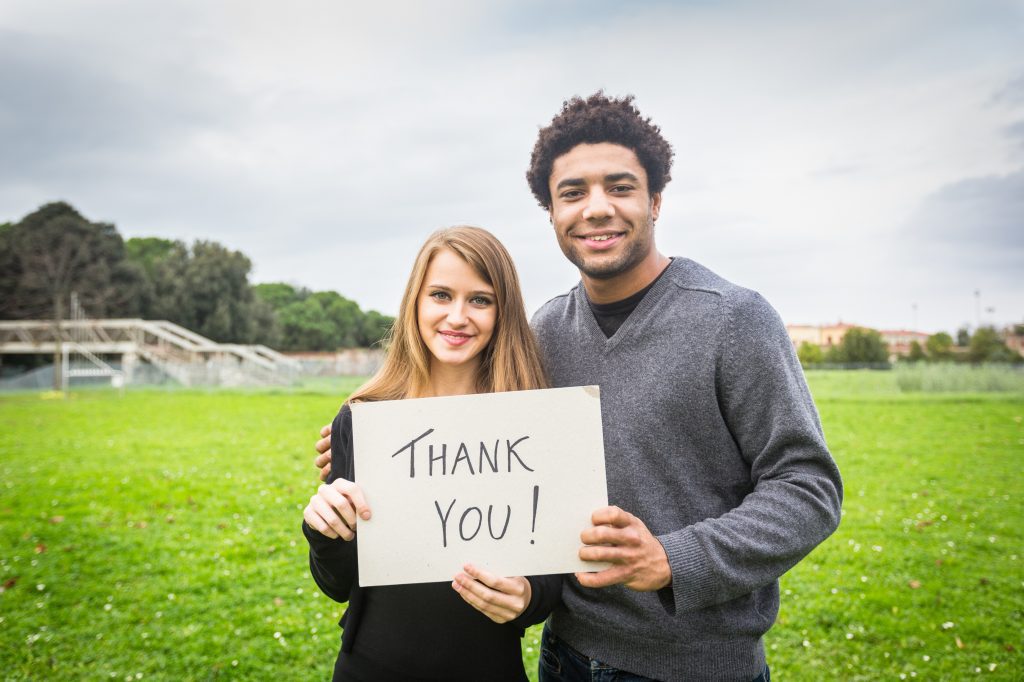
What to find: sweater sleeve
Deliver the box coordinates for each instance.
[509,573,564,630]
[303,403,359,604]
[656,290,843,614]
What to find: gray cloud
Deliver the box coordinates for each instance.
[908,168,1024,264]
[0,29,238,183]
[991,72,1024,106]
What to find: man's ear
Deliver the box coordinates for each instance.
[650,193,662,222]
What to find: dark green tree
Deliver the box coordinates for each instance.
[277,298,336,350]
[955,327,971,347]
[253,282,302,310]
[925,332,955,361]
[797,341,823,368]
[968,327,1019,363]
[359,309,393,347]
[906,340,926,362]
[829,327,889,364]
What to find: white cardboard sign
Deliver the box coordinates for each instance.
[351,386,608,586]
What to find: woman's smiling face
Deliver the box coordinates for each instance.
[416,247,497,373]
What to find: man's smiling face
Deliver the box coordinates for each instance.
[548,142,661,285]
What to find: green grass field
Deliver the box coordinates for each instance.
[1,371,1021,680]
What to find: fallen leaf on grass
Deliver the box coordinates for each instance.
[1005,644,1015,652]
[908,580,921,589]
[273,597,284,606]
[2,577,18,590]
[979,577,989,586]
[165,515,175,524]
[34,543,46,554]
[956,636,964,649]
[916,519,934,529]
[49,516,64,524]
[137,521,148,529]
[935,559,943,566]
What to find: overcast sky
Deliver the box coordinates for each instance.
[2,0,1022,334]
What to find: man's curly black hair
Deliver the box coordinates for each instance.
[526,91,674,209]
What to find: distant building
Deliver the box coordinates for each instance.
[785,324,822,346]
[785,322,859,349]
[879,329,930,357]
[786,322,930,360]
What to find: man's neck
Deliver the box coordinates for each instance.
[582,252,671,304]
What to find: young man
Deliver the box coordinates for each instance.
[315,93,842,681]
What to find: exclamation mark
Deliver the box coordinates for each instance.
[530,485,539,544]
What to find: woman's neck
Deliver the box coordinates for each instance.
[421,358,481,398]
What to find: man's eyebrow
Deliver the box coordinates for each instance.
[555,177,585,191]
[555,172,640,191]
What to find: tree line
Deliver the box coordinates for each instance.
[797,326,1021,367]
[0,202,393,351]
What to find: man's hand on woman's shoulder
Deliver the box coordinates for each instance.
[314,423,332,481]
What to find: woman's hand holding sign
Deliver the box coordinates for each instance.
[303,478,371,541]
[576,505,672,591]
[452,563,532,624]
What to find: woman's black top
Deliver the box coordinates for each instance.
[303,403,564,682]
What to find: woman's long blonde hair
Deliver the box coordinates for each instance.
[348,226,548,403]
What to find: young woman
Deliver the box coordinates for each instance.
[302,226,561,682]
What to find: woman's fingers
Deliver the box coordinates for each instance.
[330,479,372,521]
[308,493,354,540]
[451,565,530,624]
[304,498,343,539]
[302,478,370,542]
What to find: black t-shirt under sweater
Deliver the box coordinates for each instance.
[587,262,671,337]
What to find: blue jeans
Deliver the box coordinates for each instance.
[538,624,770,682]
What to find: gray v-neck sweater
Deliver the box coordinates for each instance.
[532,257,843,681]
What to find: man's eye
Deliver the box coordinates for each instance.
[609,185,633,193]
[560,190,584,200]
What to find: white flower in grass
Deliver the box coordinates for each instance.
[845,633,854,640]
[989,664,997,672]
[942,622,955,629]
[104,604,112,612]
[922,655,930,661]
[36,584,45,591]
[167,594,175,601]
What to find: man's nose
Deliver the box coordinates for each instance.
[583,188,614,221]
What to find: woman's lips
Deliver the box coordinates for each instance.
[439,331,473,346]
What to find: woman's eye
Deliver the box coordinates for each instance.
[430,291,451,301]
[471,296,493,306]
